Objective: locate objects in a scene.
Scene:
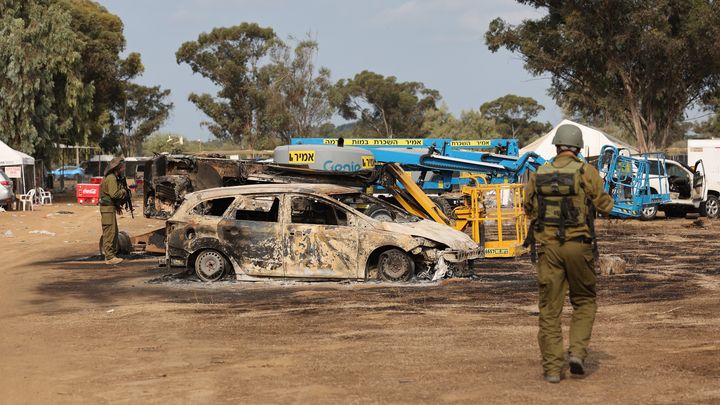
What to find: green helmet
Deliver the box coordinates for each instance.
[552,124,584,148]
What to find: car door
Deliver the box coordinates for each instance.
[167,195,237,257]
[692,160,707,207]
[218,194,284,277]
[284,194,359,279]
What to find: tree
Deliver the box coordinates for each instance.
[421,104,497,139]
[0,0,94,156]
[332,71,441,137]
[486,1,720,151]
[261,37,333,143]
[480,95,551,145]
[58,0,144,146]
[176,23,278,148]
[116,84,173,155]
[143,132,188,155]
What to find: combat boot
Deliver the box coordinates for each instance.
[543,374,560,384]
[105,257,124,265]
[569,356,585,377]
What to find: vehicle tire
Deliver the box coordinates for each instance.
[98,231,132,256]
[430,196,454,219]
[74,174,81,183]
[700,195,720,219]
[377,248,415,282]
[194,249,228,282]
[365,204,393,222]
[640,204,658,221]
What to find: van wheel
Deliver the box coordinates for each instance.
[194,249,228,282]
[640,204,658,221]
[377,249,415,282]
[701,195,720,219]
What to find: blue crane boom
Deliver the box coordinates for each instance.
[291,137,520,156]
[290,137,540,191]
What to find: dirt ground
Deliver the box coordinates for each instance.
[1,195,719,404]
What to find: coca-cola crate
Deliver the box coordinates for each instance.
[89,176,104,184]
[76,183,100,205]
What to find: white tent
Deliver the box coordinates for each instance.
[0,139,36,194]
[520,119,637,160]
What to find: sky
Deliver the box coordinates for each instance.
[97,0,562,141]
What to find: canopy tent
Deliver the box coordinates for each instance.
[0,139,36,194]
[520,119,637,160]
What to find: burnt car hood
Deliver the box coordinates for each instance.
[378,219,478,250]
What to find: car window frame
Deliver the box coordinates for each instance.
[229,193,283,224]
[187,195,238,219]
[286,193,356,227]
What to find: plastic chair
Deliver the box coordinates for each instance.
[37,187,52,205]
[19,189,35,211]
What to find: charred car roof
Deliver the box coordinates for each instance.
[185,183,359,201]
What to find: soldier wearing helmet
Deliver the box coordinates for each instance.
[523,124,614,383]
[99,156,127,265]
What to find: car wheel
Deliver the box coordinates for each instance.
[701,195,720,219]
[365,204,393,222]
[377,249,415,282]
[194,249,228,282]
[640,204,658,221]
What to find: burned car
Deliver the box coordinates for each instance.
[164,184,482,282]
[143,153,378,219]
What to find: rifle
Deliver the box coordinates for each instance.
[118,175,134,218]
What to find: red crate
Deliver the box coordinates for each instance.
[76,183,100,205]
[89,176,104,184]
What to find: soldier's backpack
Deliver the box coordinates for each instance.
[533,160,589,243]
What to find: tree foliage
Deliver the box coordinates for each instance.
[142,132,188,155]
[0,0,93,155]
[58,0,144,145]
[480,94,551,145]
[421,105,498,139]
[261,37,334,143]
[177,25,335,148]
[116,84,173,155]
[176,23,278,147]
[486,0,720,151]
[332,71,441,137]
[0,0,165,161]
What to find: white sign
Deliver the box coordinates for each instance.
[4,166,21,178]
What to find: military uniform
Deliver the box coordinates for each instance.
[100,158,127,262]
[524,154,614,380]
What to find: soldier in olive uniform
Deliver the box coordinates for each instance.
[523,124,614,383]
[100,156,127,265]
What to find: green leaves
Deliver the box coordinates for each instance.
[480,95,551,145]
[176,23,278,147]
[332,71,441,137]
[116,84,173,156]
[177,26,334,148]
[485,0,720,151]
[0,0,93,154]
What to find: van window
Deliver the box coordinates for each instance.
[666,163,688,178]
[235,195,280,222]
[191,197,235,217]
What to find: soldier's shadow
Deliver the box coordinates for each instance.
[573,350,614,378]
